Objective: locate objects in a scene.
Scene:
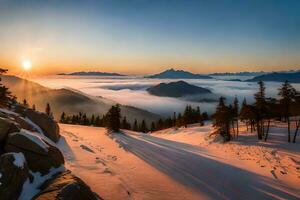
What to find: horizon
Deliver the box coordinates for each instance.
[1,0,300,76]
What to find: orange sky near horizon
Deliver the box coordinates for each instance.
[1,54,299,76]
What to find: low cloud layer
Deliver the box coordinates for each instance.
[34,76,300,117]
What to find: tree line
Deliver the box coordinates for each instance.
[59,104,208,133]
[212,80,300,143]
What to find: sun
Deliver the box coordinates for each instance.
[22,60,32,71]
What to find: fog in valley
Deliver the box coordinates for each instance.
[32,75,300,117]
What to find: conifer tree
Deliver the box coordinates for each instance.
[233,97,239,138]
[293,93,300,143]
[278,80,297,142]
[212,97,232,141]
[90,114,95,125]
[254,81,267,140]
[105,104,121,132]
[0,69,15,105]
[121,116,131,130]
[60,112,66,123]
[45,103,51,116]
[133,119,138,131]
[150,122,156,132]
[23,99,29,107]
[139,120,148,133]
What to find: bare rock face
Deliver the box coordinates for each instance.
[24,109,60,143]
[0,111,37,133]
[0,117,20,144]
[0,152,29,200]
[13,105,60,142]
[34,171,101,200]
[4,130,64,175]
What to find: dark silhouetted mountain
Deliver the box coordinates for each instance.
[246,72,300,83]
[145,68,212,79]
[147,81,211,97]
[58,71,125,76]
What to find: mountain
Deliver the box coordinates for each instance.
[147,81,211,97]
[246,72,300,83]
[58,71,125,76]
[210,71,266,76]
[1,75,160,124]
[145,68,212,79]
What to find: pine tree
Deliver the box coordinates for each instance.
[233,97,239,138]
[133,119,138,131]
[139,120,148,133]
[105,104,121,132]
[278,80,297,142]
[45,103,51,116]
[212,97,232,141]
[23,99,29,107]
[254,81,267,140]
[90,114,95,125]
[172,112,177,127]
[121,117,131,130]
[0,69,15,105]
[293,93,300,143]
[60,112,66,123]
[150,122,156,132]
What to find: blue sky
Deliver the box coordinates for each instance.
[0,0,299,74]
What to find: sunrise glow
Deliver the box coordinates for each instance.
[22,60,32,71]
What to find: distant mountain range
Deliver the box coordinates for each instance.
[247,72,300,83]
[210,70,300,77]
[210,71,266,76]
[147,81,211,97]
[58,71,125,76]
[145,68,212,79]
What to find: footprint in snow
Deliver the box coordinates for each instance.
[103,167,113,175]
[80,144,95,153]
[107,155,117,161]
[271,170,278,179]
[95,157,106,166]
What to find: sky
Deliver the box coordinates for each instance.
[0,0,299,75]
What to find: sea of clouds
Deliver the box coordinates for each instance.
[33,76,300,117]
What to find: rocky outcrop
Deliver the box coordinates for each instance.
[34,171,101,200]
[23,109,60,142]
[0,105,100,200]
[0,110,37,133]
[4,130,64,175]
[0,117,20,144]
[13,105,60,142]
[0,152,29,200]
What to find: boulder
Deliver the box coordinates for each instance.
[23,109,60,142]
[0,111,36,133]
[34,171,101,200]
[4,130,64,175]
[0,152,29,200]
[0,117,20,144]
[12,105,60,143]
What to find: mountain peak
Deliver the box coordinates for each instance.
[145,69,212,79]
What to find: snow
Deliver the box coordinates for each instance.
[11,152,26,169]
[22,116,44,135]
[12,129,49,151]
[0,108,19,116]
[58,123,300,200]
[18,165,65,200]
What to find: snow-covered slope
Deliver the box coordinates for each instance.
[58,123,300,200]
